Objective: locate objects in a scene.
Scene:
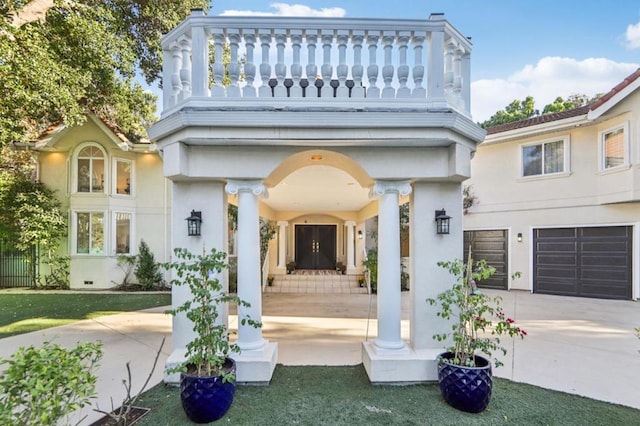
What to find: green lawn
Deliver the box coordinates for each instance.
[137,365,640,425]
[0,293,171,338]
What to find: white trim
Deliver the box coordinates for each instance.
[72,210,107,256]
[72,142,108,195]
[112,158,134,198]
[587,78,640,120]
[112,210,135,256]
[598,121,630,172]
[483,115,588,145]
[519,135,570,179]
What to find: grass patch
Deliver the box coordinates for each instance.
[137,365,639,425]
[0,293,171,338]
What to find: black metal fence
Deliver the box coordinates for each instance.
[0,240,37,288]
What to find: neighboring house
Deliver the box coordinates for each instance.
[34,114,170,289]
[464,68,640,301]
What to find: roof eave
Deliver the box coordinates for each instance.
[482,114,589,145]
[587,78,640,120]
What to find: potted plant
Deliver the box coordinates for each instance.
[335,261,346,275]
[164,247,261,423]
[267,275,274,286]
[286,260,296,274]
[426,250,526,413]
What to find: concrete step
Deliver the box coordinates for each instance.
[265,273,368,294]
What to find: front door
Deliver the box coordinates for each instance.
[295,225,336,270]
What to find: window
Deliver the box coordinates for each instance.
[76,212,104,254]
[114,212,132,254]
[77,145,105,193]
[521,137,568,177]
[602,127,625,169]
[114,159,132,196]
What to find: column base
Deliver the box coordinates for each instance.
[362,341,442,383]
[164,348,187,385]
[234,342,278,384]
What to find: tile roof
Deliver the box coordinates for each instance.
[486,67,640,135]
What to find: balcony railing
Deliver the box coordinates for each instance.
[160,10,473,118]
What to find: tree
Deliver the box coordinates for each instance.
[135,239,163,290]
[479,96,538,128]
[0,0,209,146]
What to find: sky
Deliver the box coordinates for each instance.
[166,1,640,122]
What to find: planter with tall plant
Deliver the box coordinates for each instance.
[427,250,526,413]
[164,247,261,423]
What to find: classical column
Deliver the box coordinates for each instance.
[370,180,412,351]
[277,221,288,270]
[345,221,356,270]
[225,180,268,351]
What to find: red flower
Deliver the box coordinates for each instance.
[506,318,514,324]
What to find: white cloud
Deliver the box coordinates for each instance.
[220,3,346,17]
[471,57,640,122]
[625,20,640,49]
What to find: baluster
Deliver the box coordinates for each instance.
[258,29,272,98]
[274,29,287,97]
[444,39,455,97]
[179,37,192,100]
[411,34,426,98]
[336,30,349,98]
[381,31,395,98]
[351,31,365,98]
[453,44,464,104]
[227,29,241,98]
[462,48,471,114]
[210,31,225,97]
[243,30,257,98]
[170,43,182,103]
[320,32,334,98]
[366,33,380,98]
[396,32,410,98]
[305,32,318,97]
[290,30,303,98]
[162,47,173,109]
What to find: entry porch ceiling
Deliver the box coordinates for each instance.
[265,165,370,212]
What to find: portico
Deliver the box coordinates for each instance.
[149,11,484,384]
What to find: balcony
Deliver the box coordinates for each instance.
[159,10,473,119]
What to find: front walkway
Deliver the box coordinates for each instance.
[0,290,638,424]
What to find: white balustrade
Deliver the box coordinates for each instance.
[160,11,473,115]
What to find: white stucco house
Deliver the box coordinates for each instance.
[34,114,170,289]
[464,68,640,301]
[148,11,484,384]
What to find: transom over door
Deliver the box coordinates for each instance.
[295,225,336,270]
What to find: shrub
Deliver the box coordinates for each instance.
[135,239,163,290]
[0,341,103,425]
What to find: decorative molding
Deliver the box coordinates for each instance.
[369,180,412,198]
[344,220,356,227]
[225,180,268,198]
[277,220,289,227]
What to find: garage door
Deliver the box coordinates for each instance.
[533,226,632,300]
[463,230,508,290]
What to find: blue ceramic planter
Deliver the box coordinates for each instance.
[437,352,493,413]
[180,359,236,423]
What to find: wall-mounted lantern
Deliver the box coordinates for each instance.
[357,230,364,240]
[434,209,451,235]
[186,210,202,236]
[517,232,523,243]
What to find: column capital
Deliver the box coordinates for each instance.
[277,220,289,227]
[370,180,412,198]
[225,180,268,199]
[344,220,356,227]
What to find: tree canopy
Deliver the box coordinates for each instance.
[0,0,208,146]
[480,93,602,129]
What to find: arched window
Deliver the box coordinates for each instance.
[76,145,105,193]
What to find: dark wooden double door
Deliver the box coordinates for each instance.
[295,225,336,270]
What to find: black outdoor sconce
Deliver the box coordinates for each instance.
[358,230,364,240]
[435,209,451,235]
[186,210,202,236]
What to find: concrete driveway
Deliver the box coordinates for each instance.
[1,290,638,424]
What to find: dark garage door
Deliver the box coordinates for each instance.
[463,230,508,290]
[533,226,632,300]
